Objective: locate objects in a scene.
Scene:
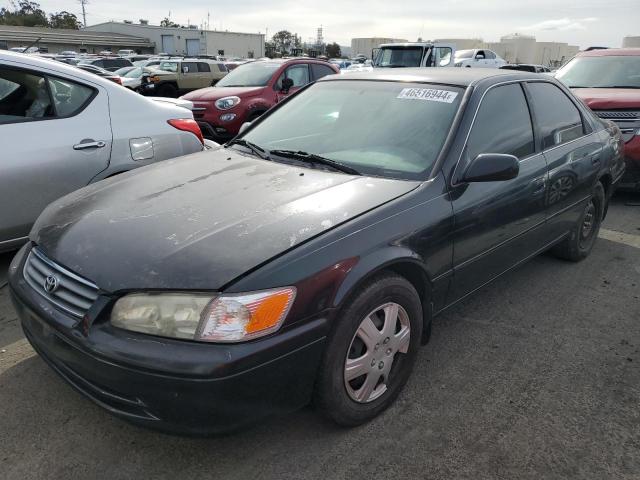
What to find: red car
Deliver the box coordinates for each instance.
[556,48,640,190]
[181,58,339,143]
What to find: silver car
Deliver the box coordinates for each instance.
[0,51,206,252]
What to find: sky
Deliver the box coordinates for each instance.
[15,0,639,48]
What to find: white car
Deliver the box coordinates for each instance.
[0,50,206,252]
[454,49,506,68]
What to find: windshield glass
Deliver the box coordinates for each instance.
[455,50,475,59]
[216,61,281,87]
[242,81,463,180]
[158,61,178,73]
[374,47,424,68]
[556,56,640,88]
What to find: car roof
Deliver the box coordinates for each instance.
[1,50,124,86]
[318,67,542,87]
[578,48,640,57]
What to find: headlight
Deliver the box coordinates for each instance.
[215,96,241,110]
[110,287,296,343]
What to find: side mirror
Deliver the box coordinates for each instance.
[463,153,519,183]
[238,122,252,135]
[182,66,189,74]
[281,77,294,93]
[475,54,485,60]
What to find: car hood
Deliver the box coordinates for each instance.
[32,149,419,292]
[182,86,265,101]
[572,88,640,110]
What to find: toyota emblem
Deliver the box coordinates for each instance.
[43,275,60,293]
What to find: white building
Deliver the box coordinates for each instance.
[350,37,408,58]
[623,36,640,48]
[84,21,264,58]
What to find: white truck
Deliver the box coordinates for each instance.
[372,42,456,68]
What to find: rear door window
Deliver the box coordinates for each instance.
[48,77,94,116]
[310,63,336,81]
[0,68,53,122]
[467,83,535,160]
[0,67,94,123]
[527,82,585,149]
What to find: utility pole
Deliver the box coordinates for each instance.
[78,0,88,27]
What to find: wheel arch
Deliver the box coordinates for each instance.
[333,249,434,344]
[598,173,612,219]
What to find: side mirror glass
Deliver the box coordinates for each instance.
[463,153,519,183]
[281,77,294,93]
[475,54,485,60]
[238,122,252,135]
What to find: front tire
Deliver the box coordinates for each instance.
[156,83,178,97]
[552,182,605,261]
[314,274,422,427]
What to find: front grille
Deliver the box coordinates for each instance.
[23,248,99,318]
[594,110,640,142]
[594,110,640,119]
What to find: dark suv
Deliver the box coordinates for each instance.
[182,58,339,142]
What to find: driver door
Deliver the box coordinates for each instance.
[275,64,310,103]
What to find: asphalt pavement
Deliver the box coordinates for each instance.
[0,193,638,480]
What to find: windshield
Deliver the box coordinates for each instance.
[374,47,424,68]
[241,81,463,180]
[216,61,281,87]
[455,50,475,59]
[556,56,640,88]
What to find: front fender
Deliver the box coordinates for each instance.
[332,246,427,307]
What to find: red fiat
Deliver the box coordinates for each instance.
[182,58,339,143]
[556,48,640,190]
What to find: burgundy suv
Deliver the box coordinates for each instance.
[556,48,640,190]
[182,58,339,143]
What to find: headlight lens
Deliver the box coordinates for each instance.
[215,96,241,110]
[110,287,296,343]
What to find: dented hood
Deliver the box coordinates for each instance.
[32,149,418,292]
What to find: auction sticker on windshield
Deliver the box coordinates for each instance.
[397,88,458,103]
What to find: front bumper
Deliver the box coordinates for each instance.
[9,245,328,435]
[620,136,640,191]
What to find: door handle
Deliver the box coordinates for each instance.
[73,141,106,150]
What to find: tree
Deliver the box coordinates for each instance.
[325,42,341,58]
[271,30,294,55]
[0,1,49,27]
[160,17,179,28]
[49,11,81,29]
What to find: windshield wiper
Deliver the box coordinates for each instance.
[226,139,270,160]
[269,149,360,175]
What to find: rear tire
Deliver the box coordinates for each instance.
[552,182,604,261]
[314,274,422,427]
